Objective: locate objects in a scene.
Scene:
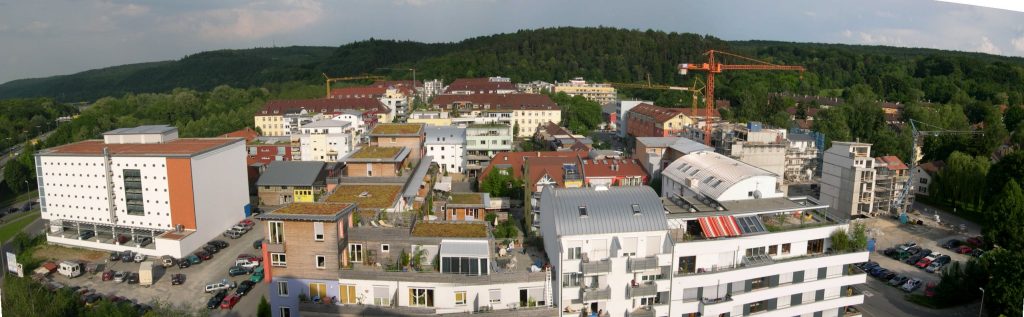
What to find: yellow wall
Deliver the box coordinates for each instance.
[294,187,315,203]
[256,115,286,136]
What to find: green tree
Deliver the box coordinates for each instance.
[982,179,1024,250]
[1004,105,1024,132]
[513,122,520,138]
[986,151,1024,199]
[979,248,1024,316]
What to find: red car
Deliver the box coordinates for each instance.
[220,294,241,309]
[967,236,984,247]
[915,254,937,268]
[101,270,114,281]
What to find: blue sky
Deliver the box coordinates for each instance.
[0,0,1022,84]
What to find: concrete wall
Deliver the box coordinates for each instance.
[372,136,423,160]
[188,141,248,254]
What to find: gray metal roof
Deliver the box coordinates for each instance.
[256,161,326,186]
[439,239,490,258]
[301,119,351,129]
[103,125,177,135]
[668,138,713,154]
[424,126,466,145]
[542,186,668,236]
[402,156,433,198]
[636,137,680,147]
[662,151,776,200]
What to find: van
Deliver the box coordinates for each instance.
[58,261,82,278]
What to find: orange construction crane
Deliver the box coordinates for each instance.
[679,50,805,145]
[322,74,387,98]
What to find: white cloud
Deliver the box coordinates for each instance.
[842,29,853,38]
[975,36,1001,54]
[21,21,49,33]
[112,3,149,17]
[163,0,324,41]
[1012,36,1024,53]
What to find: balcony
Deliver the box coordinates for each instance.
[628,256,658,272]
[628,306,655,317]
[581,286,611,301]
[627,283,657,298]
[581,254,611,275]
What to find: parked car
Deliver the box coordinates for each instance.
[956,245,973,254]
[78,230,95,240]
[880,271,897,281]
[171,273,186,285]
[127,273,140,284]
[870,268,891,278]
[113,271,127,283]
[253,239,263,250]
[967,236,984,247]
[136,236,152,247]
[161,256,176,268]
[972,249,985,258]
[133,253,147,263]
[205,280,237,293]
[888,275,909,287]
[206,290,228,309]
[220,294,241,309]
[906,249,932,265]
[223,230,242,239]
[942,239,963,249]
[902,278,923,292]
[249,268,264,282]
[915,254,940,268]
[899,242,918,251]
[115,234,130,244]
[109,251,121,261]
[208,240,229,249]
[83,294,102,307]
[239,261,260,270]
[178,259,192,269]
[926,255,952,273]
[227,266,251,277]
[924,282,937,297]
[102,270,114,281]
[882,248,898,257]
[235,280,255,296]
[196,251,212,260]
[187,254,203,264]
[120,251,134,262]
[230,224,249,233]
[238,219,255,230]
[202,245,219,254]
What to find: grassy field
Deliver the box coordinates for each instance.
[0,210,40,242]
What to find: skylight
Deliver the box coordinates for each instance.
[578,206,588,217]
[631,204,641,215]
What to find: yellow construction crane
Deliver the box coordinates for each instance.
[322,74,386,98]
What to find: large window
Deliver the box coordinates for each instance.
[123,169,144,216]
[441,256,488,276]
[309,283,327,300]
[562,272,581,287]
[268,221,284,244]
[678,256,696,274]
[808,239,824,254]
[768,245,778,255]
[745,247,766,257]
[277,281,289,296]
[350,244,364,263]
[271,253,287,267]
[339,284,356,304]
[279,307,291,317]
[409,288,434,307]
[782,243,792,254]
[373,286,391,306]
[567,246,581,260]
[519,288,544,307]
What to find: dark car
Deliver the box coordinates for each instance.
[253,239,263,250]
[202,244,219,254]
[78,230,95,240]
[83,294,102,307]
[115,234,130,244]
[136,304,152,315]
[127,273,139,284]
[942,239,963,249]
[109,251,121,261]
[972,249,985,257]
[228,266,251,277]
[967,236,984,247]
[906,248,932,265]
[136,236,152,247]
[206,290,228,309]
[209,240,229,249]
[120,250,134,262]
[171,273,186,285]
[186,254,202,264]
[235,280,255,296]
[881,271,897,280]
[888,275,909,287]
[196,251,212,260]
[882,248,898,257]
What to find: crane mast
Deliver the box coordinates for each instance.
[893,119,982,217]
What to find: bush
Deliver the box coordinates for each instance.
[258,297,271,317]
[493,220,519,239]
[829,229,851,253]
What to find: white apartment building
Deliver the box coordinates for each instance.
[819,142,875,220]
[35,125,249,258]
[554,77,618,105]
[425,125,467,173]
[297,120,357,162]
[786,133,820,183]
[330,109,366,135]
[431,93,561,137]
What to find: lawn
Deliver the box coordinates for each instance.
[326,184,403,209]
[449,193,484,205]
[349,146,402,159]
[915,195,985,226]
[0,210,41,243]
[371,123,423,135]
[412,222,488,238]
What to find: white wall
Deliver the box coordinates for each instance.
[425,143,465,173]
[340,277,548,313]
[188,141,248,253]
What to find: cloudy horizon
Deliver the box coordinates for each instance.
[1,0,1023,84]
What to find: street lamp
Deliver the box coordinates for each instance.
[978,287,985,317]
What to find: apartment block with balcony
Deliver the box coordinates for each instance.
[430,94,561,137]
[872,156,911,216]
[540,186,673,317]
[465,123,513,176]
[256,203,356,317]
[819,142,875,220]
[296,119,357,162]
[553,77,617,105]
[661,151,867,317]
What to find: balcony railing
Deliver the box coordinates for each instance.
[627,283,657,298]
[581,286,611,301]
[628,306,655,317]
[581,254,611,275]
[676,250,867,277]
[628,256,658,272]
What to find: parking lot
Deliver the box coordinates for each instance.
[45,217,268,316]
[856,213,980,317]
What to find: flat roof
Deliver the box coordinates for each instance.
[411,222,488,238]
[440,239,489,258]
[256,161,326,187]
[449,193,484,205]
[257,203,356,222]
[325,184,403,210]
[344,146,409,162]
[370,123,424,136]
[663,195,827,219]
[39,138,241,157]
[103,125,176,135]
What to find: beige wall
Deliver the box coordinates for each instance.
[345,162,403,177]
[371,136,424,160]
[272,220,343,280]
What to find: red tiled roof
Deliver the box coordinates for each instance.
[372,80,422,88]
[675,107,721,118]
[569,141,592,151]
[258,98,388,116]
[480,151,584,180]
[221,127,259,142]
[875,155,908,171]
[444,78,515,93]
[330,86,387,98]
[431,93,559,111]
[540,122,572,136]
[918,160,945,175]
[43,138,240,156]
[628,103,686,123]
[524,157,581,187]
[581,158,648,179]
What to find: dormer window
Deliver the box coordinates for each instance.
[578,206,588,217]
[631,204,641,215]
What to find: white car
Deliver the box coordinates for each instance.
[204,280,237,293]
[901,278,922,292]
[239,261,260,270]
[113,271,128,283]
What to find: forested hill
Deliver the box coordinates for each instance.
[1,26,1023,107]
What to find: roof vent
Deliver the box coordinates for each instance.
[631,204,641,215]
[594,185,609,191]
[358,191,371,198]
[578,206,588,217]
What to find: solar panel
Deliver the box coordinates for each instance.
[735,216,766,234]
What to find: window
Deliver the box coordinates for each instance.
[277,280,289,296]
[315,255,326,269]
[640,296,658,306]
[123,169,144,216]
[350,244,364,263]
[279,307,291,317]
[769,245,778,255]
[567,246,581,260]
[271,253,287,267]
[373,286,391,306]
[782,243,792,254]
[678,256,696,274]
[409,288,434,307]
[745,247,766,257]
[750,276,769,290]
[268,221,284,244]
[441,256,488,276]
[808,239,824,254]
[381,244,390,253]
[309,283,327,300]
[454,291,467,305]
[339,284,356,304]
[313,222,324,241]
[519,288,544,307]
[562,272,581,287]
[489,289,501,303]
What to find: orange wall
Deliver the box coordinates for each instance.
[166,158,197,230]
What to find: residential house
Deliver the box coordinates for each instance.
[341,146,411,177]
[465,123,513,177]
[256,99,389,137]
[297,120,357,162]
[912,160,944,196]
[256,161,329,206]
[443,192,490,221]
[444,77,516,95]
[430,94,561,137]
[553,77,617,105]
[425,126,466,173]
[368,123,426,160]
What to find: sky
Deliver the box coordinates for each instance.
[1,0,1023,84]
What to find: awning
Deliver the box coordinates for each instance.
[699,216,742,238]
